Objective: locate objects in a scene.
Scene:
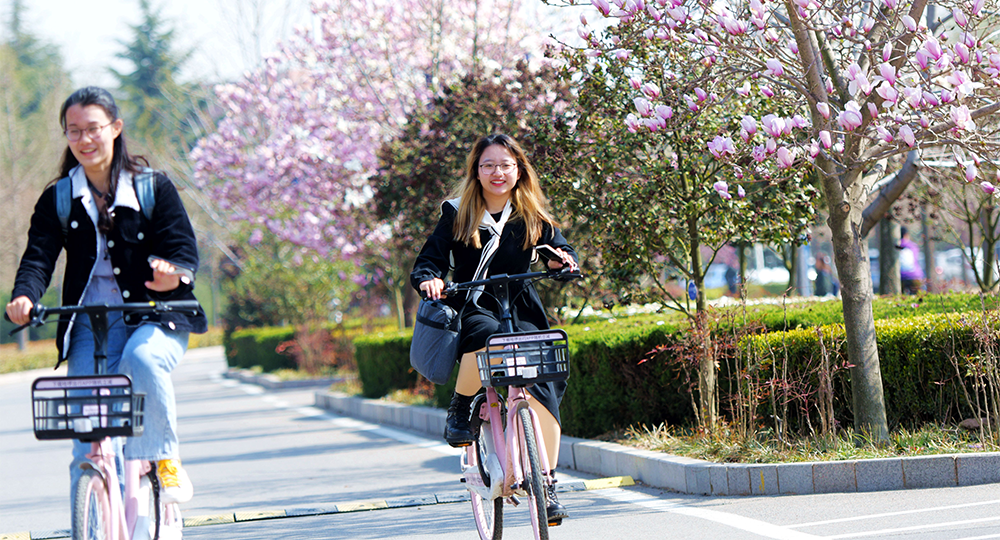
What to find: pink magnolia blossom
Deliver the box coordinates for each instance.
[898,125,916,146]
[629,77,642,90]
[972,0,985,16]
[625,113,641,132]
[713,180,731,199]
[776,146,795,169]
[592,0,611,15]
[902,86,922,108]
[613,49,631,61]
[876,125,894,142]
[876,81,898,103]
[925,37,944,60]
[878,63,897,85]
[951,105,976,131]
[694,87,708,101]
[685,96,698,111]
[953,8,968,28]
[634,97,653,116]
[966,163,978,182]
[737,81,751,96]
[761,85,775,98]
[708,136,736,159]
[765,58,784,77]
[740,115,758,137]
[809,140,820,158]
[752,145,767,162]
[642,82,661,99]
[868,102,879,118]
[982,181,996,195]
[761,114,785,138]
[655,105,673,120]
[816,102,831,119]
[955,43,971,64]
[902,15,917,32]
[819,130,832,148]
[837,101,863,130]
[737,185,746,198]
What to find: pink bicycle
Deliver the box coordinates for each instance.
[12,301,199,540]
[446,269,580,540]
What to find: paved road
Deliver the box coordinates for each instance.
[3,347,1000,539]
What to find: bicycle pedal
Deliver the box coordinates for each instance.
[548,518,563,527]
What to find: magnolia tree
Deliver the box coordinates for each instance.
[546,17,818,426]
[549,0,1000,440]
[191,0,543,321]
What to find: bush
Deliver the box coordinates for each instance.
[740,312,991,431]
[354,330,418,398]
[226,326,296,371]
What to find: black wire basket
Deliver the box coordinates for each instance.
[32,375,144,441]
[476,330,570,387]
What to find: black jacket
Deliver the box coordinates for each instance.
[11,168,207,359]
[410,200,577,333]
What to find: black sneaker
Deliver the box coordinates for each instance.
[545,481,568,525]
[443,392,474,447]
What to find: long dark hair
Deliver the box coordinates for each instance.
[56,86,148,232]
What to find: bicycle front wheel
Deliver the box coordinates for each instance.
[470,398,503,540]
[517,407,548,540]
[72,468,112,540]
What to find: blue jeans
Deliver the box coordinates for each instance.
[67,315,188,502]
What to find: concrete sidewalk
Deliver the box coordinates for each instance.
[309,389,1000,497]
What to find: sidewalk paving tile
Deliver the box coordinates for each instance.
[777,463,814,495]
[902,455,956,489]
[856,457,904,492]
[814,461,856,493]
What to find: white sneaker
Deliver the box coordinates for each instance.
[157,459,193,504]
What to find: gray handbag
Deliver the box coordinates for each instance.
[410,299,463,384]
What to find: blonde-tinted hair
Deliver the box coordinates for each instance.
[451,134,558,249]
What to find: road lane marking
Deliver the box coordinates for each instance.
[826,516,1000,539]
[788,499,1000,528]
[603,489,823,540]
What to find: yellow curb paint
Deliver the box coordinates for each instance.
[0,533,30,540]
[583,476,635,490]
[235,510,287,522]
[184,513,236,526]
[336,500,390,512]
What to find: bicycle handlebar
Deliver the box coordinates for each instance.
[8,300,202,336]
[441,268,583,297]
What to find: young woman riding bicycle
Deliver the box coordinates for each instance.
[4,86,206,514]
[411,133,579,523]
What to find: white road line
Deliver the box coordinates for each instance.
[953,534,1000,540]
[788,499,1000,528]
[602,489,823,540]
[826,516,1000,539]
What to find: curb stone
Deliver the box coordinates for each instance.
[222,368,350,390]
[312,390,1000,497]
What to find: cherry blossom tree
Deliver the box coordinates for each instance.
[549,0,1000,440]
[191,0,543,277]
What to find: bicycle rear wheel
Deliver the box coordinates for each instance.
[517,407,548,540]
[470,397,502,540]
[72,468,112,540]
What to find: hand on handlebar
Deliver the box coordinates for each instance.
[5,296,33,327]
[419,278,446,301]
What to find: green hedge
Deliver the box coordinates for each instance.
[354,330,418,399]
[226,326,296,371]
[740,312,989,429]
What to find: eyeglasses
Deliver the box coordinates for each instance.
[479,162,518,174]
[65,123,113,142]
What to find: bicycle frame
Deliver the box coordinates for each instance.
[15,301,198,540]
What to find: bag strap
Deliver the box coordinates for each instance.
[55,176,71,241]
[134,169,156,221]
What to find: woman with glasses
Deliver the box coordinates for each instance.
[5,86,206,511]
[411,133,579,523]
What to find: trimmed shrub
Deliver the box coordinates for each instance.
[226,326,296,371]
[354,330,418,399]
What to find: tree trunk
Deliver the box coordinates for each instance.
[879,219,901,295]
[827,182,890,443]
[689,216,716,427]
[797,243,812,296]
[921,208,935,293]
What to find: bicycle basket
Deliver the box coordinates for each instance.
[31,375,144,441]
[476,329,570,387]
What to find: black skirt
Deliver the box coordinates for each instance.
[460,310,566,425]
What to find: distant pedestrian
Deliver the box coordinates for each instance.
[898,226,925,294]
[814,254,835,296]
